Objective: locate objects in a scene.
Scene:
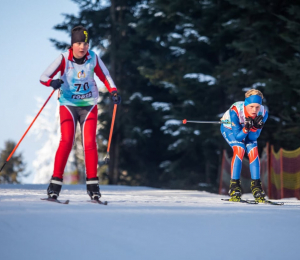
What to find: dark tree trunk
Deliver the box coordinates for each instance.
[108,0,120,184]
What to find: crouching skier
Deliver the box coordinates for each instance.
[220,89,268,203]
[40,26,121,201]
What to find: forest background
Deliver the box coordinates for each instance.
[1,0,300,192]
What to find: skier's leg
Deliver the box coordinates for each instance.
[79,105,100,200]
[227,145,246,200]
[221,125,246,179]
[53,106,77,178]
[80,105,98,178]
[246,141,260,180]
[221,125,245,200]
[231,145,245,179]
[47,106,77,198]
[246,140,266,201]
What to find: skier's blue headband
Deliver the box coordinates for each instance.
[244,95,262,106]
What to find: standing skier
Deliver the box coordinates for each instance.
[40,25,121,201]
[220,89,268,202]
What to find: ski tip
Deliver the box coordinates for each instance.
[266,201,284,206]
[96,200,108,205]
[87,199,108,205]
[182,119,187,124]
[222,198,285,205]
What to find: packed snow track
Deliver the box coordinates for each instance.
[0,184,299,260]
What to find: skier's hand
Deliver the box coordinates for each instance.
[253,115,264,129]
[244,117,253,132]
[50,79,64,90]
[111,91,121,105]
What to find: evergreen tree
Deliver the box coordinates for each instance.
[215,0,300,150]
[0,141,27,183]
[133,0,240,189]
[135,0,300,188]
[49,0,300,190]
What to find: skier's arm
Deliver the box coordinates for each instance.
[248,111,268,140]
[230,107,249,141]
[40,55,65,87]
[94,54,117,93]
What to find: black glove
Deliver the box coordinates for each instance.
[244,117,253,132]
[50,79,64,90]
[111,91,121,105]
[253,115,264,129]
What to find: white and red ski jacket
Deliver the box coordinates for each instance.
[40,49,117,106]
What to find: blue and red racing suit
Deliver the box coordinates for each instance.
[40,48,117,179]
[220,101,268,180]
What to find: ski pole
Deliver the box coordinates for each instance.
[182,119,230,124]
[0,89,56,173]
[104,104,118,164]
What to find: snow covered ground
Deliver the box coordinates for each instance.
[0,185,299,260]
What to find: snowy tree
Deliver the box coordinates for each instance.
[46,0,300,190]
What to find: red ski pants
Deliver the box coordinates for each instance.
[53,105,98,179]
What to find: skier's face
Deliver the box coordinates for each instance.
[246,103,261,118]
[72,42,89,59]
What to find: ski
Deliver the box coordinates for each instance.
[40,198,69,204]
[87,199,108,205]
[247,199,284,206]
[222,198,284,205]
[221,198,258,204]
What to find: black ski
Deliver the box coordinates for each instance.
[87,199,108,205]
[41,198,69,204]
[247,199,284,206]
[221,198,258,204]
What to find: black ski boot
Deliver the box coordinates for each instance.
[47,176,63,199]
[228,179,242,202]
[251,179,266,203]
[86,177,101,201]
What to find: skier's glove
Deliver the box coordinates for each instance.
[111,91,121,105]
[50,79,64,90]
[244,117,254,132]
[253,115,264,129]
